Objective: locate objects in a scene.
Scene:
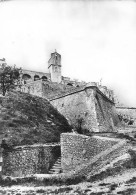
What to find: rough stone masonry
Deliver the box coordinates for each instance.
[2,144,60,177]
[50,85,120,133]
[61,133,120,173]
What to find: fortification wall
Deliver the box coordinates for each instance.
[2,144,60,177]
[95,92,119,132]
[116,107,136,123]
[50,86,119,132]
[51,88,98,132]
[20,80,78,100]
[61,133,119,173]
[116,107,136,117]
[21,80,43,97]
[42,81,77,99]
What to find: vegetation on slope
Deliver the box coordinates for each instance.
[0,90,71,146]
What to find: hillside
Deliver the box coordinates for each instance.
[0,91,71,146]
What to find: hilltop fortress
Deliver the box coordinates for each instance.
[19,51,121,133]
[0,51,136,178]
[0,51,136,128]
[21,50,84,86]
[19,51,114,101]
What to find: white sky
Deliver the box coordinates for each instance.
[0,0,136,107]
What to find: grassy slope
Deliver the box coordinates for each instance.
[0,91,71,146]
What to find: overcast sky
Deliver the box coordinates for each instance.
[0,0,136,106]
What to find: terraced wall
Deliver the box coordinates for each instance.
[2,143,60,177]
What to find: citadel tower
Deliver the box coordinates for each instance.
[48,50,62,83]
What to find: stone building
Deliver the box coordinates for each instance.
[0,51,115,103]
[21,50,82,87]
[21,51,60,84]
[19,51,115,104]
[0,52,134,178]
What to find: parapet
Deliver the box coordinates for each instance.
[86,82,98,87]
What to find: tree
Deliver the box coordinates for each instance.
[0,62,21,96]
[74,115,84,134]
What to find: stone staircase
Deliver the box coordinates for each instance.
[48,157,61,174]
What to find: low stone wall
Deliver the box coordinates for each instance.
[61,133,120,173]
[2,143,60,177]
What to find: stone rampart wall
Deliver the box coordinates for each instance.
[21,80,43,97]
[95,92,119,132]
[50,87,119,132]
[116,107,136,118]
[20,84,119,132]
[116,107,136,124]
[20,80,78,100]
[61,133,119,173]
[2,144,60,177]
[51,88,98,132]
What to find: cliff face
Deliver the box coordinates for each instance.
[0,91,71,146]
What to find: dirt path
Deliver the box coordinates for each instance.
[1,169,136,195]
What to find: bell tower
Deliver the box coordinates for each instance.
[48,50,62,83]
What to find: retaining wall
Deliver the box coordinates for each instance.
[2,143,60,177]
[61,133,120,173]
[67,139,128,179]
